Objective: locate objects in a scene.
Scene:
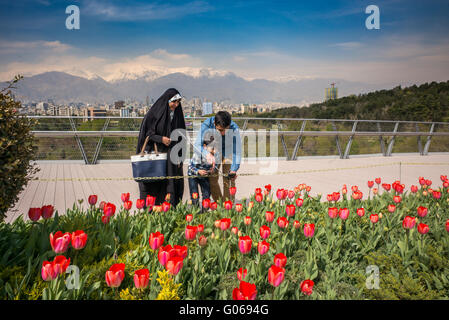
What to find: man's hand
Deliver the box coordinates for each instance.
[162,136,171,146]
[198,169,208,176]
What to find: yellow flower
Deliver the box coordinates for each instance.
[156,270,182,300]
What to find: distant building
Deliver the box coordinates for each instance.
[120,108,130,117]
[202,102,213,115]
[83,107,107,121]
[325,83,338,101]
[114,100,125,109]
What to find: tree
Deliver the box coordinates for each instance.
[0,75,39,222]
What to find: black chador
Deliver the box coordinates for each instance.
[136,88,186,207]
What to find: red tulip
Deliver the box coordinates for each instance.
[265,211,275,223]
[101,215,110,224]
[229,187,237,196]
[255,193,263,203]
[351,185,358,193]
[186,214,193,222]
[192,192,199,200]
[260,225,271,239]
[328,207,339,219]
[71,230,87,250]
[42,256,70,281]
[166,256,183,275]
[28,207,41,222]
[210,201,218,210]
[134,268,150,289]
[303,223,315,238]
[244,216,252,225]
[417,206,428,218]
[149,231,164,250]
[158,245,173,266]
[198,235,207,247]
[443,181,449,188]
[367,181,374,188]
[274,252,287,268]
[352,191,363,200]
[425,179,432,186]
[202,198,211,209]
[197,224,204,233]
[285,204,296,217]
[410,185,418,193]
[258,240,270,255]
[219,218,231,231]
[146,195,156,207]
[433,191,442,199]
[268,265,285,287]
[287,190,295,199]
[417,223,429,235]
[332,192,340,202]
[232,226,239,235]
[393,196,401,204]
[162,201,171,212]
[50,231,71,253]
[440,175,447,182]
[224,200,233,210]
[41,261,58,281]
[237,267,247,281]
[446,219,449,233]
[88,195,98,206]
[339,208,349,220]
[388,204,396,213]
[121,193,130,203]
[370,214,379,224]
[277,216,289,229]
[418,176,426,185]
[265,184,272,192]
[136,199,145,210]
[373,188,378,195]
[99,201,106,210]
[356,208,365,217]
[255,188,262,195]
[173,245,188,259]
[248,201,254,210]
[105,263,125,288]
[103,202,116,217]
[293,220,301,229]
[235,203,243,212]
[123,201,132,211]
[382,183,391,191]
[276,189,287,200]
[295,198,304,207]
[41,205,54,219]
[185,225,198,241]
[375,177,381,185]
[402,216,416,229]
[300,279,314,296]
[238,236,252,254]
[232,281,257,300]
[326,194,333,202]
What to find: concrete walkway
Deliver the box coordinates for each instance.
[6,154,449,223]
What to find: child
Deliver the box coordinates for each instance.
[188,136,218,207]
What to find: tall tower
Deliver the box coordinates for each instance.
[325,83,338,101]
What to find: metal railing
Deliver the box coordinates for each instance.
[29,116,449,163]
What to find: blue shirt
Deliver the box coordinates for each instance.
[194,116,242,172]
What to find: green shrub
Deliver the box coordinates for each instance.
[0,75,39,221]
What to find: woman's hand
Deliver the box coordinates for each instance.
[162,136,171,146]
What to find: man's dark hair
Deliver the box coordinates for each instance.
[214,111,232,128]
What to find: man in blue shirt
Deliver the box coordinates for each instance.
[193,111,241,201]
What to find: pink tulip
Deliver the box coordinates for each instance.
[50,231,71,253]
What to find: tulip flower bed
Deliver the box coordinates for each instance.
[1,176,449,300]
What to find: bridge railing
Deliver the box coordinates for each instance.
[28,116,449,164]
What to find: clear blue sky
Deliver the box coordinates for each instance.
[0,0,448,85]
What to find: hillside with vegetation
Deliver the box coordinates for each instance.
[251,80,449,123]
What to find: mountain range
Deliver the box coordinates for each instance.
[6,70,388,105]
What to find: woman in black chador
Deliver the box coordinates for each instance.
[136,88,186,207]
